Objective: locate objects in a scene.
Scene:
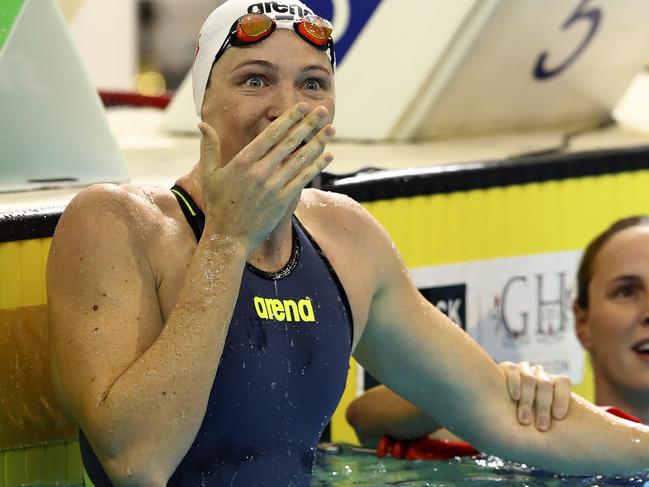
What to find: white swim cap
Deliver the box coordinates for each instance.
[192,0,335,118]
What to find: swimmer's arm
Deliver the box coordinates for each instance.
[351,208,649,475]
[49,104,333,486]
[48,186,249,487]
[346,361,568,447]
[346,385,446,447]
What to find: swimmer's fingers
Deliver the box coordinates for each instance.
[239,103,311,165]
[281,151,334,198]
[550,374,571,420]
[500,361,522,401]
[198,122,222,174]
[504,361,571,430]
[530,365,554,432]
[516,361,536,427]
[275,124,336,191]
[267,106,333,171]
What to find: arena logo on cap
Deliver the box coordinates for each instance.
[247,2,315,17]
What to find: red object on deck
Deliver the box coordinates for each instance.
[601,406,642,423]
[377,435,479,461]
[99,90,172,109]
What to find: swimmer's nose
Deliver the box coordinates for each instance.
[642,298,649,326]
[266,86,303,121]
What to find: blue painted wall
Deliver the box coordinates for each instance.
[308,0,382,65]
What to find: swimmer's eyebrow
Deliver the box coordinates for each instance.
[611,274,643,283]
[232,59,276,72]
[609,274,644,287]
[231,60,332,76]
[302,64,332,77]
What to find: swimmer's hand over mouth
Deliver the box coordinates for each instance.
[197,102,335,253]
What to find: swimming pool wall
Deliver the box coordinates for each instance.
[2,145,649,485]
[326,145,649,444]
[0,215,82,486]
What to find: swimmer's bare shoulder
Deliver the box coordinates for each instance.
[297,189,407,343]
[47,182,179,422]
[298,188,386,243]
[299,188,400,264]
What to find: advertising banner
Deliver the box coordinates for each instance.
[412,250,584,381]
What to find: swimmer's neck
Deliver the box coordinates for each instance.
[175,168,295,268]
[248,214,294,271]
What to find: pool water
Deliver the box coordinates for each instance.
[312,444,649,486]
[18,445,649,486]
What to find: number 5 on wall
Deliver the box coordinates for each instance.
[533,0,602,80]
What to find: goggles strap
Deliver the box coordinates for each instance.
[212,13,335,69]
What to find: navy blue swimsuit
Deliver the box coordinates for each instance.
[80,186,353,486]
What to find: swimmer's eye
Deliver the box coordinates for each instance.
[303,79,322,91]
[302,77,331,92]
[243,75,267,88]
[612,283,642,299]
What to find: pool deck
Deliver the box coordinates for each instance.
[2,72,649,214]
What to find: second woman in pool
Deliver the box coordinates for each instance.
[348,216,649,448]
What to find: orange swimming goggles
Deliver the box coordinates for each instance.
[215,13,335,68]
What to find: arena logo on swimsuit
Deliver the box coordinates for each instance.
[253,296,316,322]
[247,2,315,17]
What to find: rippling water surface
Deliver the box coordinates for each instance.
[18,444,649,487]
[311,444,649,486]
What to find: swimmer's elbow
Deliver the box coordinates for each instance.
[106,466,169,487]
[102,455,170,487]
[345,400,364,431]
[346,402,381,448]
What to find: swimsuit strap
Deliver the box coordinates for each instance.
[171,185,205,242]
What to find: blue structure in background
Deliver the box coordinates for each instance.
[308,0,382,65]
